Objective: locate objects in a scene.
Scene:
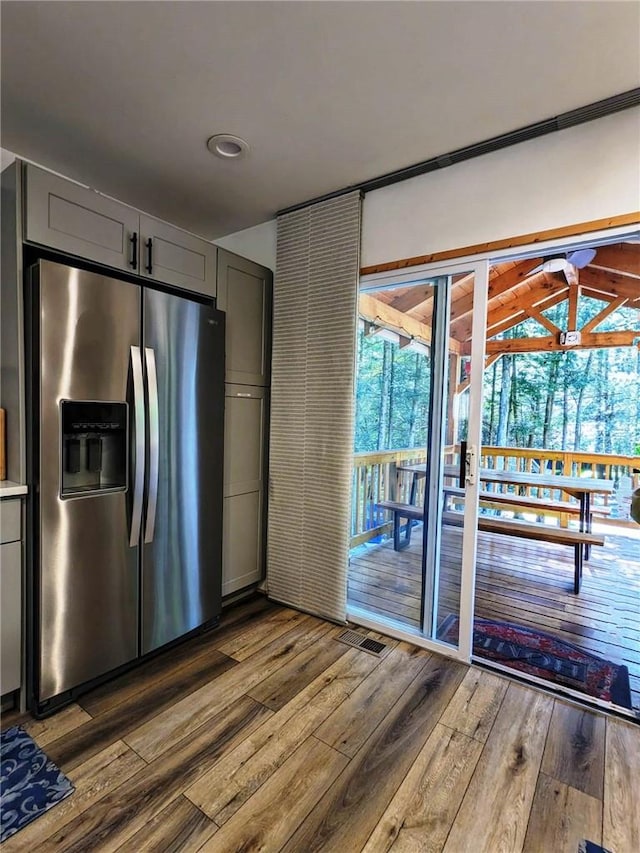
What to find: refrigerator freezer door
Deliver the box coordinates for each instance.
[36,260,141,703]
[141,290,224,654]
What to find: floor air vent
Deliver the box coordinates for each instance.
[337,629,388,657]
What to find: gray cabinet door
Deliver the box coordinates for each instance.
[216,250,272,386]
[0,540,21,694]
[223,385,267,596]
[0,500,21,695]
[139,214,217,298]
[223,493,263,597]
[0,498,21,544]
[24,165,139,272]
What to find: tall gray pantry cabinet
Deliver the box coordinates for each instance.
[216,249,272,597]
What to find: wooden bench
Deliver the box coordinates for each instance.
[376,500,424,552]
[443,485,610,560]
[376,500,605,593]
[442,485,611,520]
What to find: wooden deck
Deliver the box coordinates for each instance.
[348,522,640,713]
[2,597,639,852]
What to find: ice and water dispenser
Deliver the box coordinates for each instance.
[61,401,127,497]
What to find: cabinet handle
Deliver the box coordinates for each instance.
[145,238,153,274]
[129,232,138,269]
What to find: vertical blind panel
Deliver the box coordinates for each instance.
[267,192,361,622]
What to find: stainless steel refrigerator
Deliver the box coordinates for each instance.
[27,259,224,714]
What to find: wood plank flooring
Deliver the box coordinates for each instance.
[349,523,640,711]
[1,597,639,852]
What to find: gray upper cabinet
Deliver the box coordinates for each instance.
[216,249,272,386]
[139,214,217,298]
[24,165,139,273]
[24,165,216,298]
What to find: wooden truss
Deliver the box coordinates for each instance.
[360,241,640,360]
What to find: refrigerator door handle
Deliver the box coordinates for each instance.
[144,347,160,543]
[130,346,145,547]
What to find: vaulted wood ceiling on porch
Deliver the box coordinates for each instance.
[360,240,640,359]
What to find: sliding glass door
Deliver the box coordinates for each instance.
[349,260,489,662]
[350,277,442,632]
[424,264,487,660]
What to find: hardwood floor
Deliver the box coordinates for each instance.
[1,597,639,852]
[349,523,640,711]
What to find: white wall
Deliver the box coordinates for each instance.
[215,220,277,271]
[362,108,640,267]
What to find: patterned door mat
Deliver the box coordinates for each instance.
[0,725,75,842]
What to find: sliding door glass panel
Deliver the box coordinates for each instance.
[350,262,488,662]
[349,279,444,630]
[426,269,477,649]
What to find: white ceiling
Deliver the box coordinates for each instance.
[2,1,639,239]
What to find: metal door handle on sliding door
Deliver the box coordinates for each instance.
[458,440,467,489]
[130,346,145,547]
[144,347,159,543]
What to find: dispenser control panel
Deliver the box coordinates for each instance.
[60,401,128,497]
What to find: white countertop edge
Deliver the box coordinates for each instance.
[0,481,28,497]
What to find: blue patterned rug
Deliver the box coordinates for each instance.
[0,725,75,843]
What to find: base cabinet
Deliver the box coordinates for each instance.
[223,492,263,596]
[222,385,267,597]
[0,500,22,695]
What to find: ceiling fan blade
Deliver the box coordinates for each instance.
[529,247,597,276]
[566,247,597,269]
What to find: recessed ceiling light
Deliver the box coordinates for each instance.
[206,134,249,160]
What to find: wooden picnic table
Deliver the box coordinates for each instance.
[396,462,614,549]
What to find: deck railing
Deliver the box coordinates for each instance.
[351,448,427,547]
[351,445,640,547]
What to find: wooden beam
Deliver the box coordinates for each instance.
[359,293,462,354]
[580,296,629,334]
[581,287,615,304]
[578,267,640,302]
[486,313,527,340]
[567,283,580,329]
[360,212,640,276]
[564,265,579,290]
[388,285,434,314]
[485,289,591,341]
[376,271,475,322]
[454,279,567,343]
[390,272,475,322]
[590,243,640,278]
[523,305,562,336]
[450,260,543,322]
[483,329,640,355]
